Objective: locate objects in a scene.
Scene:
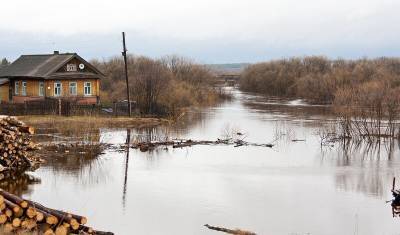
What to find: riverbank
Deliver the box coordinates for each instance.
[18,115,171,130]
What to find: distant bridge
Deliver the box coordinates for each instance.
[215,74,240,82]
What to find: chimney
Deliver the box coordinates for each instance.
[53,51,59,55]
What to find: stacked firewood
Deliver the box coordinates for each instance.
[0,117,41,172]
[0,190,113,235]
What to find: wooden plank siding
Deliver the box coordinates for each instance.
[44,79,99,97]
[7,79,99,104]
[0,84,9,103]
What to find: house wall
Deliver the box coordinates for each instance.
[11,78,99,104]
[0,83,9,103]
[44,79,99,97]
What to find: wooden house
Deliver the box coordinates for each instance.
[0,51,103,104]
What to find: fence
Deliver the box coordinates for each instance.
[0,99,136,117]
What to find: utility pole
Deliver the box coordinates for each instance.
[122,32,132,117]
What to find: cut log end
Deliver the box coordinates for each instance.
[36,211,44,222]
[80,216,88,225]
[0,214,7,224]
[12,217,21,227]
[55,225,69,235]
[46,215,58,225]
[44,228,55,235]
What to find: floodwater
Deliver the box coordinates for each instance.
[10,87,400,235]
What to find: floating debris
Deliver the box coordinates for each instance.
[130,138,274,152]
[204,224,256,235]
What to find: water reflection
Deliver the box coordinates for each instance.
[319,139,400,198]
[323,139,400,165]
[0,172,41,197]
[122,129,131,210]
[33,127,101,145]
[241,93,334,121]
[40,142,110,185]
[17,88,400,235]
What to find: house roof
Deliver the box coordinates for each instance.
[0,53,104,79]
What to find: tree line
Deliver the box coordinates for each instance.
[240,56,400,138]
[91,55,225,116]
[240,56,400,103]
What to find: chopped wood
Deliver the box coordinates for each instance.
[5,209,12,218]
[12,217,21,227]
[0,117,41,175]
[0,189,29,208]
[55,225,69,235]
[21,218,37,230]
[26,206,37,218]
[44,228,55,235]
[0,189,114,234]
[4,198,23,217]
[4,222,13,233]
[36,211,44,222]
[0,118,113,234]
[0,214,7,224]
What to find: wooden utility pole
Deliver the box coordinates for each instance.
[122,32,132,117]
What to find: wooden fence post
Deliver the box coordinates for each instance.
[58,99,61,116]
[24,102,27,116]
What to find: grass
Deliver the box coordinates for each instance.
[18,115,170,133]
[18,115,170,129]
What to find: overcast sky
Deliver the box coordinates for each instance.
[0,0,399,63]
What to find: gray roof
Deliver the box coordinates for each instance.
[0,53,104,79]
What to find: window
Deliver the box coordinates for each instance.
[14,81,19,95]
[39,81,44,96]
[54,82,62,96]
[69,82,77,95]
[21,81,27,96]
[84,82,91,96]
[66,64,77,72]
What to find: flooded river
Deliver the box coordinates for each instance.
[12,87,400,235]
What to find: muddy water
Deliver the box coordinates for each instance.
[13,88,400,235]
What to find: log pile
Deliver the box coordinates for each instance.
[0,172,41,196]
[0,117,42,173]
[0,189,113,235]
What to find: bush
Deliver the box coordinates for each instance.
[239,56,400,104]
[92,55,219,116]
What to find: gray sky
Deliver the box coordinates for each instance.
[0,0,399,63]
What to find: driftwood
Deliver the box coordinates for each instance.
[204,224,256,235]
[390,177,400,217]
[0,189,113,234]
[131,138,274,152]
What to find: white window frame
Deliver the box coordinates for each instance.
[69,82,77,96]
[66,64,77,72]
[84,82,91,96]
[21,81,27,96]
[54,81,62,96]
[39,81,44,96]
[14,81,19,95]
